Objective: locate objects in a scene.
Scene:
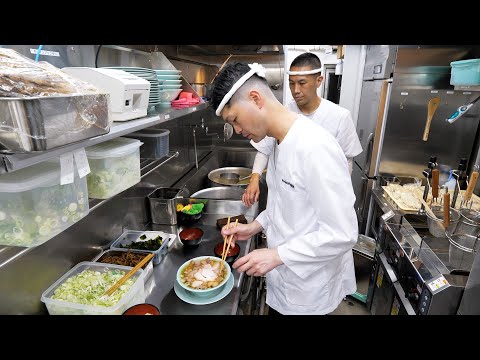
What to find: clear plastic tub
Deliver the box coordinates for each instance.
[92,248,154,281]
[110,230,175,265]
[85,137,143,199]
[450,59,480,85]
[126,128,170,159]
[0,160,89,247]
[41,261,146,315]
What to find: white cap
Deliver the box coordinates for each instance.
[215,63,266,116]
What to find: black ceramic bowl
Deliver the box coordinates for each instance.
[214,242,240,265]
[177,211,203,225]
[179,228,204,246]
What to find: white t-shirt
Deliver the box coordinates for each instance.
[285,98,363,158]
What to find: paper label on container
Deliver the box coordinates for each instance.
[391,297,400,315]
[430,90,439,94]
[60,152,75,185]
[73,148,90,178]
[382,210,395,221]
[29,49,60,57]
[427,276,449,292]
[401,92,408,96]
[376,267,384,288]
[165,114,170,120]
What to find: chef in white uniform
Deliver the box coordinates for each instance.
[211,62,358,315]
[242,52,363,207]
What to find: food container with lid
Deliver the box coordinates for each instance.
[0,160,89,247]
[125,128,170,159]
[41,261,146,315]
[450,59,480,86]
[85,137,143,199]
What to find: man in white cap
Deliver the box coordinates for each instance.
[212,62,358,315]
[242,52,362,207]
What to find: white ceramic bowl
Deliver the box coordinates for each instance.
[159,89,183,102]
[176,256,231,298]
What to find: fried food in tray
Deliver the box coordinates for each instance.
[97,250,152,269]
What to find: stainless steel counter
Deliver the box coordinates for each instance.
[142,203,256,315]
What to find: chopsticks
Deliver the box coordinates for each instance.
[221,216,231,261]
[103,252,154,297]
[220,219,238,272]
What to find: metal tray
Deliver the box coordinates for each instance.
[92,248,154,281]
[0,93,110,152]
[110,230,176,265]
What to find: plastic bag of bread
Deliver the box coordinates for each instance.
[0,48,102,98]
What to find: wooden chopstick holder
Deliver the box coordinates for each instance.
[103,252,154,297]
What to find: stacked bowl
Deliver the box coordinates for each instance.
[154,69,183,107]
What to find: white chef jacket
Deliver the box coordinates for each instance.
[252,115,358,315]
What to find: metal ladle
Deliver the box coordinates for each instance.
[223,123,233,142]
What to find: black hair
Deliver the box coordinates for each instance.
[210,62,268,112]
[290,52,322,69]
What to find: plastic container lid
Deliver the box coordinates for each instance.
[130,129,170,137]
[86,137,143,159]
[0,160,61,193]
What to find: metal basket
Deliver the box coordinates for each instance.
[426,205,460,237]
[445,230,479,271]
[455,208,480,237]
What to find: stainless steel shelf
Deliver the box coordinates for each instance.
[0,102,209,174]
[454,85,480,92]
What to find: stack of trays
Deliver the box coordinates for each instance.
[103,67,161,107]
[154,69,183,107]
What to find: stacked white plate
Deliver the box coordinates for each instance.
[103,67,161,107]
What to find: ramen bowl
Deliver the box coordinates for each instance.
[176,256,231,298]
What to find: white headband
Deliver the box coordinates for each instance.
[215,63,266,116]
[287,67,322,75]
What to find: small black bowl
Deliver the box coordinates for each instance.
[179,228,204,246]
[177,211,203,225]
[214,242,240,265]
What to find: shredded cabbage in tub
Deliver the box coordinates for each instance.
[51,269,135,307]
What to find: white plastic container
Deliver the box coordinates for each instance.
[41,261,146,315]
[85,137,143,199]
[0,160,89,247]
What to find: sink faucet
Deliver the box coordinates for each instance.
[183,124,199,169]
[201,118,219,138]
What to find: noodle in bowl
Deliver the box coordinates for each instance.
[176,256,231,298]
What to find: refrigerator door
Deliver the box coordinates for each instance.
[354,80,386,169]
[363,45,396,80]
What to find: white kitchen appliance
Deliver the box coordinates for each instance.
[62,67,150,121]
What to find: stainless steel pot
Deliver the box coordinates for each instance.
[208,167,252,189]
[191,83,206,97]
[191,186,245,200]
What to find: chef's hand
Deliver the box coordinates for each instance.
[221,220,263,247]
[242,173,260,207]
[232,248,283,277]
